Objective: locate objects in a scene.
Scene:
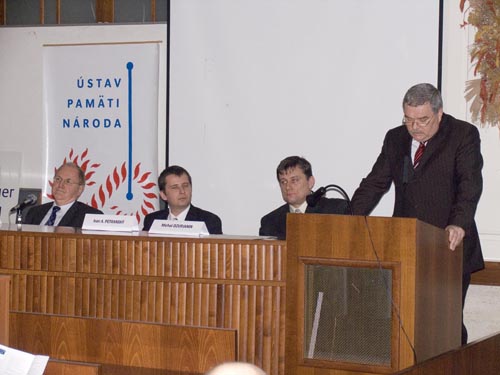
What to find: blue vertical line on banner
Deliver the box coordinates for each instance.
[126,61,134,200]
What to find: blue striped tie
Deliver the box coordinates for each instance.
[45,206,61,226]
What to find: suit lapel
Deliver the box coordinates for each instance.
[396,131,414,182]
[58,202,77,226]
[37,204,53,224]
[185,205,197,221]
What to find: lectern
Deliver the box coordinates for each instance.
[285,214,462,375]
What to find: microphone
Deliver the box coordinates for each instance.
[306,184,353,214]
[306,186,327,207]
[403,155,410,185]
[10,194,38,213]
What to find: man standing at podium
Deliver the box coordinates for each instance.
[351,83,484,345]
[259,155,349,240]
[143,165,223,234]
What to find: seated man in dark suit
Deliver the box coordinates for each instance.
[24,162,103,228]
[142,165,223,234]
[259,156,349,240]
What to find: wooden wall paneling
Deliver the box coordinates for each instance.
[10,312,236,373]
[150,0,156,22]
[0,274,9,344]
[471,261,500,286]
[393,332,500,375]
[0,0,5,25]
[0,228,286,375]
[96,0,114,23]
[45,360,101,375]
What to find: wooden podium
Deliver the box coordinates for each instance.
[285,214,462,375]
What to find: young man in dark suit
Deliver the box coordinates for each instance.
[259,156,349,240]
[24,162,103,228]
[351,83,484,345]
[142,165,222,234]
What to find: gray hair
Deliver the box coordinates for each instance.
[57,162,86,185]
[403,83,443,113]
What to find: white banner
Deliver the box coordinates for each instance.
[42,43,160,225]
[0,151,22,223]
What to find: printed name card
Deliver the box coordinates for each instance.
[148,219,209,237]
[82,214,139,232]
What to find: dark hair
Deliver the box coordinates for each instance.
[58,162,85,185]
[158,165,192,191]
[276,156,312,181]
[403,83,443,113]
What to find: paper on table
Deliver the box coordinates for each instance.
[0,345,49,375]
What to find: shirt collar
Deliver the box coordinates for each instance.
[168,205,191,221]
[289,200,308,214]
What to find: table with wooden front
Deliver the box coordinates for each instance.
[0,224,286,375]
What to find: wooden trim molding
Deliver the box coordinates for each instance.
[393,332,500,374]
[471,261,500,286]
[0,0,5,25]
[45,360,101,375]
[96,0,114,23]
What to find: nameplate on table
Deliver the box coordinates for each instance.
[82,214,139,232]
[149,219,209,237]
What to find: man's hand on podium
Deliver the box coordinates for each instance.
[445,225,465,251]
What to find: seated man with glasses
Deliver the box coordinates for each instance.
[351,83,484,345]
[24,162,103,227]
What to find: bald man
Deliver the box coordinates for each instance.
[205,362,266,375]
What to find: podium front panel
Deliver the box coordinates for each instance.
[285,214,462,375]
[304,263,392,366]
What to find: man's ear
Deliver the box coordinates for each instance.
[159,190,168,202]
[77,184,85,198]
[437,108,444,123]
[308,175,315,190]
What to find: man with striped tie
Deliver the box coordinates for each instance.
[24,162,103,228]
[350,83,484,345]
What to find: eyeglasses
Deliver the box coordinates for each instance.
[402,114,434,127]
[53,176,82,186]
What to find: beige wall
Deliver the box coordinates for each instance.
[442,2,500,262]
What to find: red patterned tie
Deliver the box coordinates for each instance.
[413,142,426,168]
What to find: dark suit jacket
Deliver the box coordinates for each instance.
[351,113,484,274]
[24,201,104,228]
[142,204,223,234]
[259,197,350,240]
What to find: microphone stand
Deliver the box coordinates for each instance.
[15,208,23,225]
[321,184,353,215]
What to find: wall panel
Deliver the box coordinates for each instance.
[0,226,286,375]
